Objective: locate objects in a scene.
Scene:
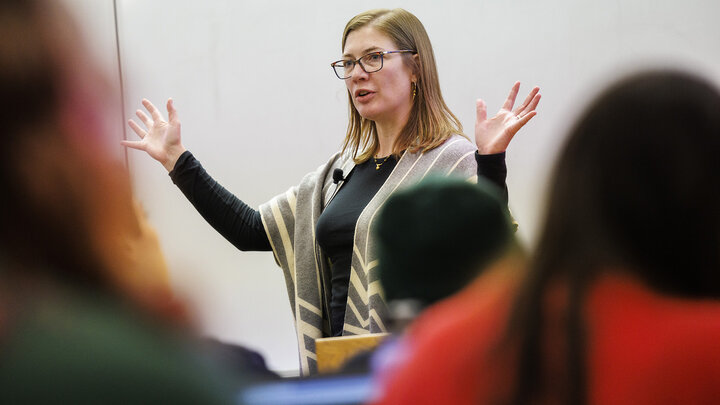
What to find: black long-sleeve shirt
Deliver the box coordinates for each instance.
[170,151,271,252]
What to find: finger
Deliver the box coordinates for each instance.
[513,86,539,115]
[142,98,164,122]
[128,119,147,139]
[136,109,152,128]
[510,111,537,133]
[525,93,541,114]
[501,81,521,111]
[476,99,487,123]
[120,140,146,151]
[518,93,542,116]
[167,98,179,124]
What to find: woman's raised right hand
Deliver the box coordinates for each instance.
[122,98,186,172]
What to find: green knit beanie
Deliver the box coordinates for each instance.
[375,175,513,306]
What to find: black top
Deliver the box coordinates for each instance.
[169,150,507,337]
[315,156,399,336]
[170,152,271,252]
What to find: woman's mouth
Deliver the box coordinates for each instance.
[355,90,375,102]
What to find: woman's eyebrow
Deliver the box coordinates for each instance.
[342,46,383,58]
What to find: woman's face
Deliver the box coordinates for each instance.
[342,26,416,125]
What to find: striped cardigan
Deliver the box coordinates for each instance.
[259,134,478,375]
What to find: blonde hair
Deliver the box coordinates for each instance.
[340,9,465,163]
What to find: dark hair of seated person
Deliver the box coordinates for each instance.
[375,174,518,329]
[506,70,720,405]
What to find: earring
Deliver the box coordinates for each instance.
[412,82,417,100]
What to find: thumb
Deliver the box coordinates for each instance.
[476,99,488,123]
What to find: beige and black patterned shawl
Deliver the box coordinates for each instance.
[259,134,478,375]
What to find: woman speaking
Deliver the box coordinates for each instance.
[124,8,540,374]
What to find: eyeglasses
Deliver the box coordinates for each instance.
[330,50,416,79]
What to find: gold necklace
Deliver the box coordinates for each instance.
[374,155,391,170]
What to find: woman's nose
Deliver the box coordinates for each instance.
[350,62,369,80]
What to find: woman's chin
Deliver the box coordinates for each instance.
[355,108,379,122]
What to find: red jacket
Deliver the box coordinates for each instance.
[374,268,720,404]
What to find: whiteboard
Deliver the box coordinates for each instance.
[66,0,720,373]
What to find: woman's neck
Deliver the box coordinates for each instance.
[375,115,408,157]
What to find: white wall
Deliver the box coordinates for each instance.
[66,0,720,373]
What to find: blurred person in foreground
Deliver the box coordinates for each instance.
[0,0,237,402]
[376,175,519,331]
[374,70,720,404]
[338,175,521,376]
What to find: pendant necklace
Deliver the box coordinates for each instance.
[374,155,391,170]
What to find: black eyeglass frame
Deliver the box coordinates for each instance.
[330,50,416,79]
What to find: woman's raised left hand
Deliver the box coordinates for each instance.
[475,82,541,154]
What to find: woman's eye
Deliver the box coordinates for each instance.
[342,61,354,69]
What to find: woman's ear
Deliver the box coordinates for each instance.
[412,53,420,82]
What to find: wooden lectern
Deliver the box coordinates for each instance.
[315,333,390,373]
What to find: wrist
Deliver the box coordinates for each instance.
[476,139,504,155]
[162,145,186,172]
[477,146,504,155]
